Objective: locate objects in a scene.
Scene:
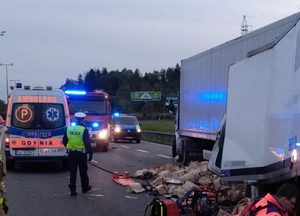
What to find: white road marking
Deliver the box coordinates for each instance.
[137,149,149,153]
[157,154,172,159]
[120,145,131,148]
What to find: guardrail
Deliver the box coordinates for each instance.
[142,131,174,146]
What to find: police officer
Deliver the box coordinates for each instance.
[63,112,93,196]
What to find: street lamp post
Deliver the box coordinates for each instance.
[0,63,13,102]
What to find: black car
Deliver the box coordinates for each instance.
[111,114,141,143]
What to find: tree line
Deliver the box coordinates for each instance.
[0,64,180,119]
[61,64,180,118]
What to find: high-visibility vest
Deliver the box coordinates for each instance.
[66,126,85,150]
[0,181,7,204]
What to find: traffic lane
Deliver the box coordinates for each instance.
[3,139,188,216]
[4,140,182,216]
[91,140,181,175]
[5,162,155,216]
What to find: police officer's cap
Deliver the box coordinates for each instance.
[74,112,86,119]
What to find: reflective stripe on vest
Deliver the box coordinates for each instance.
[66,126,85,149]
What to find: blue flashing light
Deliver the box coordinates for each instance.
[16,83,22,88]
[71,122,77,126]
[198,91,227,103]
[65,90,86,95]
[114,113,120,117]
[92,122,99,127]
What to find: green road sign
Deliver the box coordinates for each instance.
[131,92,161,102]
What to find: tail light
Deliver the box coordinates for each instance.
[4,130,9,148]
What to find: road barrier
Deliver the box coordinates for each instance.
[142,131,174,146]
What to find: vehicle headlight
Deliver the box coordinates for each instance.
[114,125,121,133]
[92,122,99,127]
[136,125,141,133]
[98,129,108,139]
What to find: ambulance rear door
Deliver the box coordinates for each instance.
[9,91,41,157]
[9,90,67,159]
[35,91,67,158]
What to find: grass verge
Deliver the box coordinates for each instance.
[140,120,174,133]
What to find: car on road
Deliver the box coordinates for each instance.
[111,113,141,143]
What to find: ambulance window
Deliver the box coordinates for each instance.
[42,104,65,129]
[11,104,35,129]
[11,103,65,129]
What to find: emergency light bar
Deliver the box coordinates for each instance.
[65,90,86,95]
[71,121,100,128]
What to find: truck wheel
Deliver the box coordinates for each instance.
[102,145,108,152]
[135,139,141,143]
[172,139,177,158]
[95,143,103,152]
[6,159,15,171]
[112,136,118,143]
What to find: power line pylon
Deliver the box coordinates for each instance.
[241,15,252,35]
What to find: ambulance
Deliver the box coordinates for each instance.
[4,84,70,170]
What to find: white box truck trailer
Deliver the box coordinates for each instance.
[208,13,300,195]
[175,12,300,166]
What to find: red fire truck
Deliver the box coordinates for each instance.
[64,89,111,152]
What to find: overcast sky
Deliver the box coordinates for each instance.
[0,0,300,102]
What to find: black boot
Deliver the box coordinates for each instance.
[69,184,77,196]
[82,185,92,193]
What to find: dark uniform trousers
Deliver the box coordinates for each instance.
[68,151,89,190]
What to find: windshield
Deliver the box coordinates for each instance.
[68,100,106,115]
[11,103,66,129]
[115,116,139,125]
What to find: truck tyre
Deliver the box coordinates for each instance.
[113,137,118,143]
[102,145,108,152]
[6,159,15,171]
[172,139,177,158]
[135,139,141,143]
[95,143,101,152]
